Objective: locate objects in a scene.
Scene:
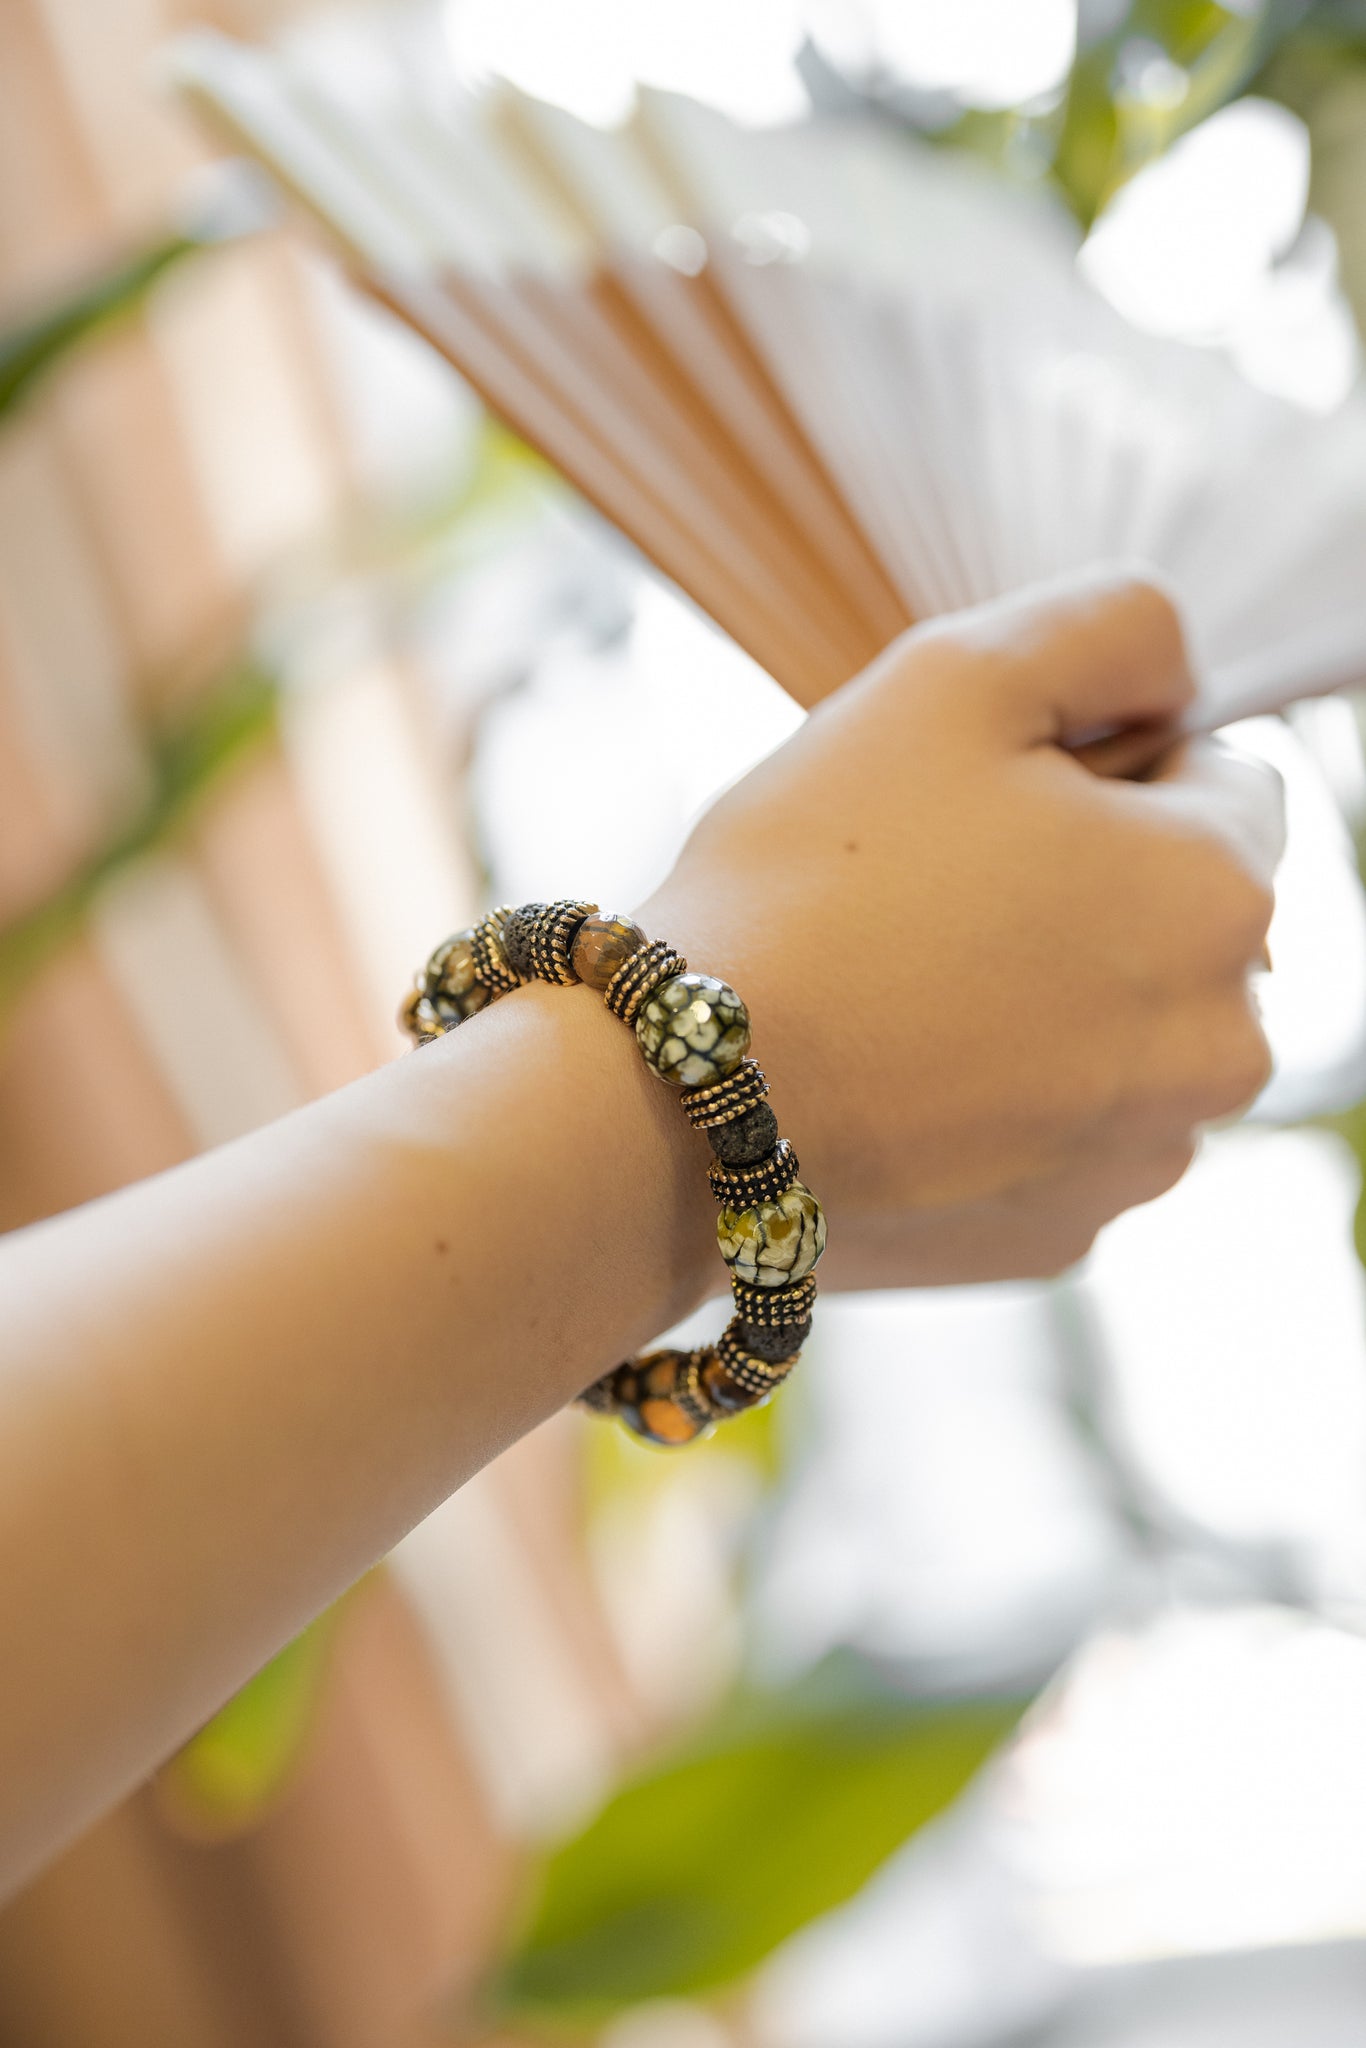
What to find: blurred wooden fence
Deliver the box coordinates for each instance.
[0,3,653,2042]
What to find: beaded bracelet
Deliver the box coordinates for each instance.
[398,901,826,1446]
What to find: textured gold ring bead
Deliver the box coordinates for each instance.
[730,1273,818,1328]
[681,1058,769,1129]
[529,898,599,986]
[470,907,521,996]
[707,1139,800,1208]
[603,939,688,1025]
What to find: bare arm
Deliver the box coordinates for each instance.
[0,569,1283,1897]
[0,984,713,1898]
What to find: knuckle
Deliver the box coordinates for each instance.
[1016,1221,1102,1279]
[1194,857,1276,966]
[1209,1020,1274,1115]
[1097,568,1193,699]
[1141,1140,1199,1200]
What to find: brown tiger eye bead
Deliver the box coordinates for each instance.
[700,1356,766,1415]
[571,913,647,991]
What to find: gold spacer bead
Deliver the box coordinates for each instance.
[707,1139,799,1208]
[681,1058,769,1129]
[603,939,687,1025]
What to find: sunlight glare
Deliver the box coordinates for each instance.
[861,0,1077,111]
[445,0,807,125]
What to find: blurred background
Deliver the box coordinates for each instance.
[6,1,1366,2043]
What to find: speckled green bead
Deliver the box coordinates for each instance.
[635,973,751,1088]
[427,931,491,1024]
[716,1182,826,1288]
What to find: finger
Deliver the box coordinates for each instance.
[1071,717,1183,781]
[1144,736,1288,884]
[906,562,1196,749]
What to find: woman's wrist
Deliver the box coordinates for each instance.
[433,975,721,1363]
[402,898,827,1439]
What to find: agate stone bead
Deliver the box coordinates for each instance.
[701,1357,765,1415]
[636,973,751,1088]
[619,1350,712,1446]
[572,912,647,991]
[716,1181,826,1287]
[427,931,491,1023]
[707,1101,779,1166]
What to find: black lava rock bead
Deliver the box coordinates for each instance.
[707,1101,779,1166]
[739,1317,812,1362]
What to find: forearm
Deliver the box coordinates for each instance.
[0,980,713,1897]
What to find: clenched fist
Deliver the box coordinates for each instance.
[643,567,1282,1286]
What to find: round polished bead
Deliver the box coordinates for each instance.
[572,913,647,991]
[636,973,751,1088]
[427,932,492,1023]
[618,1350,712,1446]
[707,1101,779,1166]
[700,1356,768,1415]
[717,1181,825,1288]
[398,981,427,1037]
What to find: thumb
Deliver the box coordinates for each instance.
[914,563,1197,750]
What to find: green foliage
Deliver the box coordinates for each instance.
[931,2,1352,225]
[0,659,279,1015]
[1053,1,1313,222]
[157,1599,349,1837]
[0,236,202,421]
[1255,4,1366,326]
[581,1384,785,1517]
[492,1657,1027,2029]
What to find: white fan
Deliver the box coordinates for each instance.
[169,27,1366,729]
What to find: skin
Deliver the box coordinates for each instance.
[0,569,1281,1899]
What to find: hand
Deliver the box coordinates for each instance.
[641,567,1283,1287]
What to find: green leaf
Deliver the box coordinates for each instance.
[0,236,202,420]
[0,658,279,1017]
[1052,0,1315,222]
[492,1658,1027,2027]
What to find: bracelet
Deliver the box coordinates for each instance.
[398,901,826,1446]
